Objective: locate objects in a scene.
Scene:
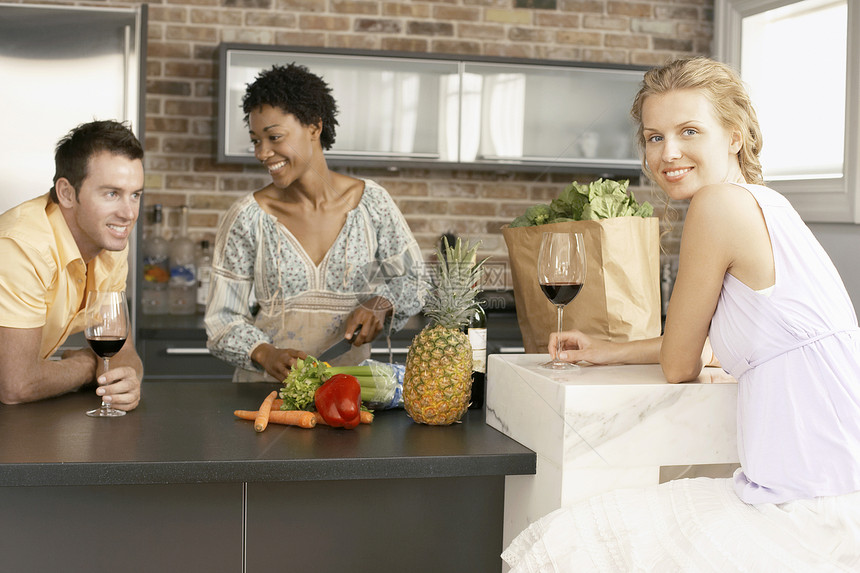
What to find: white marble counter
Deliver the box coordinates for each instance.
[486,354,739,554]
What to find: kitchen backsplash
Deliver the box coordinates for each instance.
[145,172,687,293]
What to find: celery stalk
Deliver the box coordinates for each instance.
[360,387,380,402]
[324,365,375,377]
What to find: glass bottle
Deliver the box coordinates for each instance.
[467,299,487,409]
[196,239,212,314]
[168,206,197,315]
[141,204,169,315]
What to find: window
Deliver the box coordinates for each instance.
[715,0,860,222]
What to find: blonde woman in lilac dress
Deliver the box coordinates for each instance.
[503,57,860,571]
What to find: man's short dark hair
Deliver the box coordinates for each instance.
[242,63,339,150]
[50,120,144,203]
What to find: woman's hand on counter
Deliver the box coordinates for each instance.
[251,343,308,382]
[550,330,619,365]
[550,330,663,367]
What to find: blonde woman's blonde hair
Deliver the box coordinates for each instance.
[630,57,764,185]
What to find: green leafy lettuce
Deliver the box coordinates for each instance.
[510,178,653,227]
[279,357,327,410]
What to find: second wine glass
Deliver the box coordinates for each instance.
[538,232,586,370]
[84,291,129,417]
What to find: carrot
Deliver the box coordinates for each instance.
[234,409,317,429]
[314,410,374,426]
[254,391,278,432]
[268,409,317,429]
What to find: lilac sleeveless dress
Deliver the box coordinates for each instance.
[502,184,860,572]
[710,183,860,504]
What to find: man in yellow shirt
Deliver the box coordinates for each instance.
[0,120,144,409]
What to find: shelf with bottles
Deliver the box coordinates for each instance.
[168,205,197,316]
[141,203,170,316]
[140,203,214,319]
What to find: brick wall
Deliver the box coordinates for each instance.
[23,0,710,285]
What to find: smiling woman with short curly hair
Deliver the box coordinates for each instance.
[205,63,425,384]
[241,63,339,151]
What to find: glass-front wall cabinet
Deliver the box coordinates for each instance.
[222,48,459,163]
[219,44,645,175]
[460,62,642,169]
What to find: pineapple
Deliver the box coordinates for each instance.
[404,237,485,425]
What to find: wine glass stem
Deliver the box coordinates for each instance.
[556,305,564,360]
[102,357,110,410]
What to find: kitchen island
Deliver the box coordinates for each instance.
[486,355,739,553]
[0,381,535,573]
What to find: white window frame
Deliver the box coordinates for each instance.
[715,0,860,223]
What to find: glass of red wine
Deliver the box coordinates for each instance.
[538,232,586,370]
[84,291,129,417]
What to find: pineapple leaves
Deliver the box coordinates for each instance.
[423,236,488,330]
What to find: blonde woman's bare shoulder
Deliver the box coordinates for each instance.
[683,183,766,252]
[688,183,760,221]
[687,183,772,280]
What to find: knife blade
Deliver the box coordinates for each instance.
[318,326,362,362]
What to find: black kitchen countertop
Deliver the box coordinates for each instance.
[0,381,535,488]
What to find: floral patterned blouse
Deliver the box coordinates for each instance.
[205,180,425,382]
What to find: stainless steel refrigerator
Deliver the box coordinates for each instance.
[0,2,146,332]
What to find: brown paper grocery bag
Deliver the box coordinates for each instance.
[502,217,661,353]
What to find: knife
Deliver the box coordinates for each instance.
[318,326,362,362]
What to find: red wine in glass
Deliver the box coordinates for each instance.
[86,336,127,359]
[539,282,583,306]
[538,232,586,370]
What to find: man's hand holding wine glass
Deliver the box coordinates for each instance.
[94,362,141,411]
[84,291,141,417]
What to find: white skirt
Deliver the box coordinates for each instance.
[502,474,860,572]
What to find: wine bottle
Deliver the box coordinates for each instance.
[467,299,487,409]
[141,204,170,315]
[441,232,488,409]
[168,206,197,315]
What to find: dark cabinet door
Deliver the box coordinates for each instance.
[0,483,242,573]
[141,338,234,379]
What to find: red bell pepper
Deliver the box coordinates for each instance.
[314,373,362,429]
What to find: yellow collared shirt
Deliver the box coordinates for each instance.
[0,194,129,359]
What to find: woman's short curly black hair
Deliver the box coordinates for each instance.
[242,63,339,150]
